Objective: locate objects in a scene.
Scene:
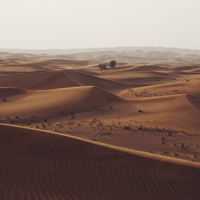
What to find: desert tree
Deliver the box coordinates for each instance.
[109,60,116,68]
[99,64,107,70]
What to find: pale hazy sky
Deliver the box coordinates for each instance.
[1,0,200,49]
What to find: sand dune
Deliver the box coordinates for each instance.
[0,71,79,89]
[0,69,129,92]
[173,65,200,71]
[120,64,169,72]
[120,80,200,98]
[0,124,199,200]
[124,93,200,133]
[1,51,200,199]
[0,86,131,118]
[130,94,200,113]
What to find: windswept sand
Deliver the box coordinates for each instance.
[0,86,131,118]
[0,51,200,199]
[0,124,200,200]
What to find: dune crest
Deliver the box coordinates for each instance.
[0,124,200,200]
[0,86,132,118]
[0,69,130,92]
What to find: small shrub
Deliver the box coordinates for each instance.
[124,126,131,130]
[2,98,6,102]
[139,125,143,130]
[168,131,172,136]
[156,127,161,131]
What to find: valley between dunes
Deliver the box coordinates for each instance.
[0,51,200,199]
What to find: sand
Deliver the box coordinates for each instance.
[0,124,200,200]
[0,50,200,199]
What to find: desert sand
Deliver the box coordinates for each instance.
[0,49,200,199]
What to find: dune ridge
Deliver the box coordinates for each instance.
[0,123,200,200]
[0,69,130,92]
[0,86,131,118]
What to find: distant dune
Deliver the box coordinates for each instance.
[0,70,129,91]
[1,46,200,55]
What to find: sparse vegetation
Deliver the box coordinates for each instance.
[99,64,107,70]
[109,60,116,68]
[155,127,160,131]
[139,126,143,130]
[124,126,131,130]
[168,131,172,136]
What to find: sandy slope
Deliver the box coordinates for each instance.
[0,69,129,92]
[0,86,132,118]
[0,124,200,200]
